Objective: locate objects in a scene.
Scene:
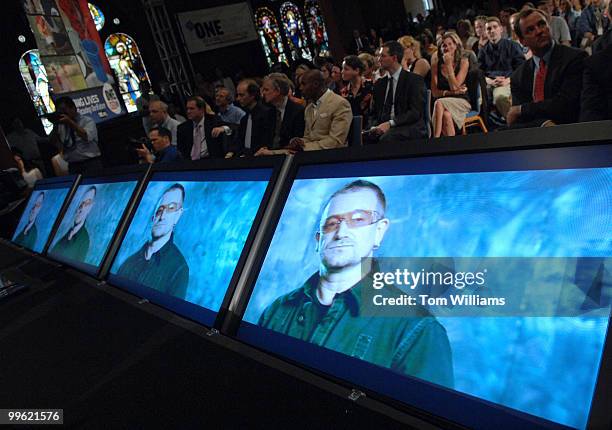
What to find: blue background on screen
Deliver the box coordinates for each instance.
[111,180,268,313]
[11,188,69,253]
[244,168,612,429]
[49,181,137,267]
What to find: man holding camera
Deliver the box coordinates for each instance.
[51,97,102,174]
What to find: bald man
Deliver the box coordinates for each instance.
[149,100,180,146]
[287,70,352,152]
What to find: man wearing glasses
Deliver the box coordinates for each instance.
[116,184,189,299]
[14,191,45,250]
[51,186,96,261]
[258,180,453,387]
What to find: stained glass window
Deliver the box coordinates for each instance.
[104,33,150,113]
[19,49,55,135]
[254,7,288,67]
[279,2,312,61]
[88,3,105,31]
[304,0,329,57]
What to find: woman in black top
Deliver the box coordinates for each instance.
[431,32,471,138]
[398,35,431,89]
[340,55,373,124]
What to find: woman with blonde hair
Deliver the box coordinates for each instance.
[431,32,471,137]
[397,36,431,85]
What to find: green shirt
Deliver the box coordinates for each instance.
[258,269,454,388]
[116,237,189,300]
[50,226,90,262]
[14,223,38,251]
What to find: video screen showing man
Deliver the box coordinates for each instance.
[13,191,45,251]
[116,184,189,299]
[49,186,96,261]
[257,180,454,387]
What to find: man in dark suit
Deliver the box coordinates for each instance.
[227,80,275,157]
[580,43,612,121]
[350,30,370,54]
[507,8,587,127]
[260,73,305,150]
[367,40,427,144]
[176,96,227,160]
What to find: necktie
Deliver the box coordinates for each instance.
[272,108,282,149]
[533,60,547,103]
[245,115,253,149]
[381,76,394,122]
[191,124,203,160]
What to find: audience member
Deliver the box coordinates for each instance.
[177,96,227,160]
[457,19,479,50]
[331,63,344,94]
[510,12,534,59]
[215,87,245,125]
[137,127,182,164]
[135,81,160,135]
[6,119,42,162]
[261,73,306,149]
[351,29,370,54]
[368,41,427,143]
[340,55,374,123]
[358,52,376,82]
[148,100,180,146]
[592,0,612,52]
[421,29,438,58]
[398,36,432,86]
[213,67,236,99]
[559,0,582,43]
[539,1,573,45]
[431,32,471,137]
[472,15,490,55]
[228,79,275,157]
[507,8,587,127]
[500,7,518,38]
[167,103,187,124]
[369,28,384,51]
[577,0,608,48]
[51,96,101,174]
[286,70,352,151]
[12,150,42,188]
[479,16,526,118]
[580,42,612,120]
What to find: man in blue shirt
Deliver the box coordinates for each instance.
[478,17,525,119]
[136,127,182,164]
[52,97,102,174]
[215,87,245,125]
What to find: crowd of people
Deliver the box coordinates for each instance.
[6,1,612,176]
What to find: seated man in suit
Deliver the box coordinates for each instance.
[226,80,275,157]
[255,73,305,155]
[507,8,587,127]
[286,70,352,152]
[580,42,612,121]
[177,96,227,160]
[367,40,427,144]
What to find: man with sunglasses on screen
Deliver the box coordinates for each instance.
[258,180,454,388]
[13,191,45,250]
[116,184,189,300]
[50,186,96,261]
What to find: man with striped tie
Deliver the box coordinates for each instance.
[177,96,228,160]
[507,8,587,128]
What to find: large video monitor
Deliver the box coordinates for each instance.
[11,176,77,254]
[237,143,612,430]
[107,160,280,327]
[47,172,142,276]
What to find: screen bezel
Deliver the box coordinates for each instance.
[231,125,612,430]
[105,156,286,328]
[45,166,148,278]
[11,175,79,255]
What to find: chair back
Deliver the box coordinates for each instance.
[424,89,432,138]
[348,115,363,147]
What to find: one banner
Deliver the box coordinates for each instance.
[178,3,258,54]
[22,0,126,123]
